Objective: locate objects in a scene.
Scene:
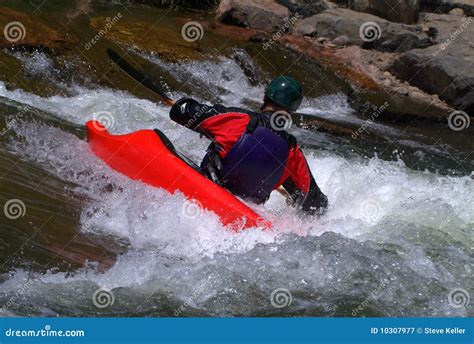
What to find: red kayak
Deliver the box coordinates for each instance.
[86,120,270,231]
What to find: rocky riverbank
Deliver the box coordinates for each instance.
[0,0,472,130]
[211,0,473,120]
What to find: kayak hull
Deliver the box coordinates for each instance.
[86,120,269,231]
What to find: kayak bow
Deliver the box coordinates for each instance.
[86,120,270,231]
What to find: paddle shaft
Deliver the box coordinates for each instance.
[107,48,175,106]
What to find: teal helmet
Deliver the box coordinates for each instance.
[265,76,303,112]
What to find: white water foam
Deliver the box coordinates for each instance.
[1,60,472,316]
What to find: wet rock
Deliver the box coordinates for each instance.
[420,0,474,16]
[200,20,271,42]
[215,0,290,33]
[130,0,217,10]
[448,8,465,16]
[332,35,349,46]
[275,0,332,18]
[0,7,76,54]
[390,13,474,114]
[343,0,420,24]
[277,35,453,120]
[89,16,203,61]
[291,8,433,52]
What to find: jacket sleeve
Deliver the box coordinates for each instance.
[281,146,328,216]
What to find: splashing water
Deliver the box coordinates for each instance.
[0,55,472,317]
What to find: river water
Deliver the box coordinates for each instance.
[0,14,473,317]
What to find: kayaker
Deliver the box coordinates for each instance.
[169,76,328,216]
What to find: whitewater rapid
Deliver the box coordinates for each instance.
[0,52,472,317]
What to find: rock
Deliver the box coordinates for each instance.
[333,0,420,24]
[89,16,203,61]
[332,35,349,46]
[215,0,290,33]
[0,7,76,54]
[396,87,409,95]
[291,8,433,52]
[330,0,419,23]
[277,35,453,120]
[130,0,217,10]
[275,0,331,18]
[390,13,474,114]
[448,8,465,15]
[420,0,474,16]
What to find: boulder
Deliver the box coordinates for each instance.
[291,8,433,52]
[215,0,290,33]
[89,16,204,61]
[275,0,334,18]
[277,35,453,120]
[0,7,76,54]
[420,0,474,16]
[390,13,474,114]
[350,0,420,24]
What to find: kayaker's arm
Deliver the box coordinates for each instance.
[279,147,328,216]
[169,98,254,146]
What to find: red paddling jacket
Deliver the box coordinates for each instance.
[170,98,328,215]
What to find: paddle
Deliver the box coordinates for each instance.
[106,48,175,106]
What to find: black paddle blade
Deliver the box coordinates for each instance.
[106,48,174,106]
